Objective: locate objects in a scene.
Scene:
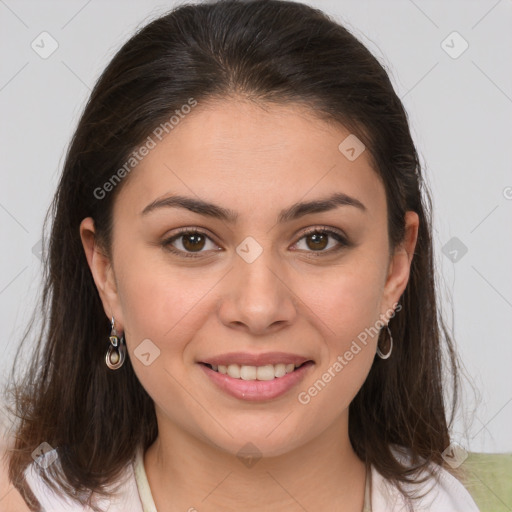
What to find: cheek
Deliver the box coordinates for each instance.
[114,255,215,413]
[296,258,386,341]
[295,270,380,415]
[113,269,217,408]
[292,255,385,392]
[115,246,219,339]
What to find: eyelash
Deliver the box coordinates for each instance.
[161,226,350,259]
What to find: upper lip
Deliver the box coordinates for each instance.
[199,352,313,367]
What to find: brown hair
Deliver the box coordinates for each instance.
[3,0,462,510]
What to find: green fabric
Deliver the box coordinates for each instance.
[462,453,512,512]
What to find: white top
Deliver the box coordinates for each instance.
[22,445,480,512]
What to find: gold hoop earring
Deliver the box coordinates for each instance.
[105,316,126,370]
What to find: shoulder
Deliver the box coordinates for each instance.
[0,438,31,512]
[370,446,480,512]
[20,449,143,512]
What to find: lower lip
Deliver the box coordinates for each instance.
[198,362,314,401]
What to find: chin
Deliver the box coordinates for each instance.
[200,423,308,461]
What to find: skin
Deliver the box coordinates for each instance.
[80,98,418,512]
[0,436,30,512]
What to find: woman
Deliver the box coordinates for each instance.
[2,0,480,510]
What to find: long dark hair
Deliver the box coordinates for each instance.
[3,0,462,510]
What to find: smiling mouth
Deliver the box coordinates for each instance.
[200,361,313,381]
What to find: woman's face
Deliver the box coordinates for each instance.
[81,98,418,457]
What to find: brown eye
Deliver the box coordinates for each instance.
[294,228,349,254]
[305,232,329,251]
[162,229,220,258]
[181,232,206,252]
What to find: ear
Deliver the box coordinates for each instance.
[380,211,419,316]
[79,217,124,331]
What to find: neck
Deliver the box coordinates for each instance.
[144,411,367,512]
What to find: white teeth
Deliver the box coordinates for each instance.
[256,365,275,381]
[285,363,295,373]
[227,364,241,379]
[241,365,257,380]
[209,362,302,380]
[274,363,286,378]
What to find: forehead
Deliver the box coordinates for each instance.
[114,98,385,220]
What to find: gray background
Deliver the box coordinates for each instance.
[1,0,511,453]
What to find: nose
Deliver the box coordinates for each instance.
[217,246,297,336]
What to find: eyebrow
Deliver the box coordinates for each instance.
[141,192,367,223]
